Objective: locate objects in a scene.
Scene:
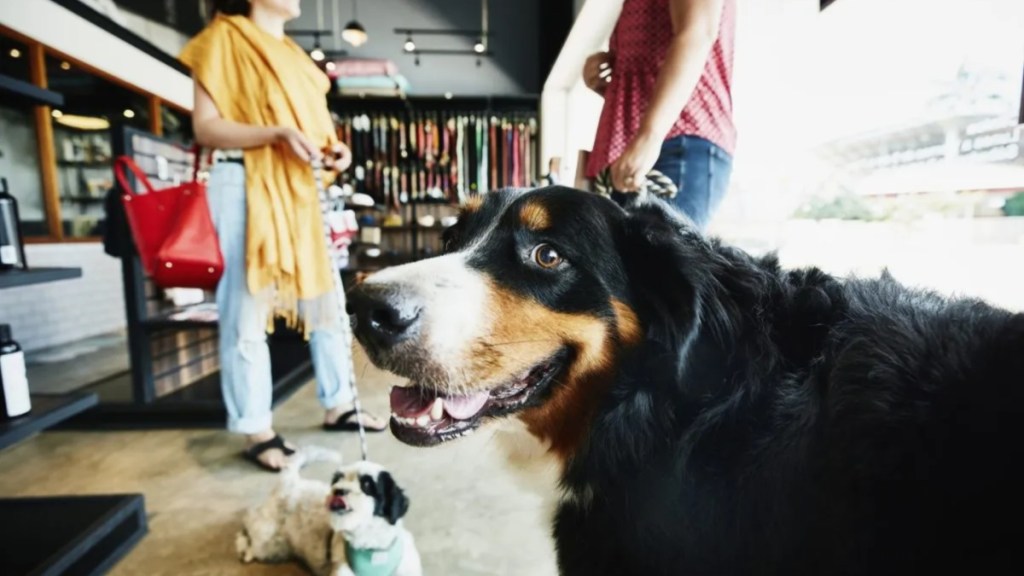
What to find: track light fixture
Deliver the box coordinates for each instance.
[342,0,368,46]
[394,0,492,64]
[310,33,326,61]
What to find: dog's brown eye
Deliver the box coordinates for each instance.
[531,244,562,269]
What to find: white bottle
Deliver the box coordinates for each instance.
[0,323,31,419]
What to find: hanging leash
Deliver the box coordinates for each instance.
[313,158,370,462]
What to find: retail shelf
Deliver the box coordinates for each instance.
[0,392,98,452]
[0,73,65,108]
[0,493,146,576]
[61,354,311,430]
[142,305,219,331]
[0,267,83,289]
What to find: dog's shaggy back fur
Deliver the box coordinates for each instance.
[552,198,1024,575]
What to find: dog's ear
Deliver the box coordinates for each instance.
[617,197,708,354]
[375,472,409,525]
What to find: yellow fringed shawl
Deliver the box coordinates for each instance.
[179,14,339,335]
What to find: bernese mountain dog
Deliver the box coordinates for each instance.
[347,186,1024,576]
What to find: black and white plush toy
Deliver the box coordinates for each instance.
[236,449,422,576]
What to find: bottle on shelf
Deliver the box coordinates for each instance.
[0,177,28,271]
[0,324,31,419]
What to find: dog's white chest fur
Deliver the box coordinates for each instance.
[492,418,590,519]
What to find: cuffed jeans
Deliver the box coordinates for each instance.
[611,134,733,230]
[207,162,353,434]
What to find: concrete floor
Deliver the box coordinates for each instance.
[0,346,558,576]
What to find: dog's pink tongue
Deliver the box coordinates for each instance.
[390,386,434,418]
[443,392,489,419]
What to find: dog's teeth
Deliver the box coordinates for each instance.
[416,414,430,427]
[430,398,443,421]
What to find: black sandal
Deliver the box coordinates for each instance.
[322,409,388,433]
[242,434,296,472]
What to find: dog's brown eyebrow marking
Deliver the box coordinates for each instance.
[519,201,551,231]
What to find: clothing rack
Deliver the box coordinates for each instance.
[329,95,539,280]
[330,94,540,208]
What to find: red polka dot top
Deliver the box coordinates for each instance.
[586,0,737,179]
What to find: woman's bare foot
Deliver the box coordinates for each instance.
[324,404,388,431]
[245,429,294,471]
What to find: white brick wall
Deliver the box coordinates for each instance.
[0,243,126,352]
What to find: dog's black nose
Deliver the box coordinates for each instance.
[347,284,421,349]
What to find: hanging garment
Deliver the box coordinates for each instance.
[478,116,487,193]
[512,122,521,188]
[490,118,498,189]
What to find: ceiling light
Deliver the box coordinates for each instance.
[404,37,416,52]
[342,0,368,47]
[474,40,485,54]
[55,114,110,131]
[9,48,21,58]
[325,61,337,72]
[444,92,453,100]
[310,32,325,62]
[342,21,368,47]
[123,109,135,119]
[51,109,63,118]
[60,61,71,70]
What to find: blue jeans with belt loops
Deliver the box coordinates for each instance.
[611,134,733,230]
[207,161,353,434]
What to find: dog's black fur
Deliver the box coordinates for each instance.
[365,471,410,526]
[438,187,1024,575]
[339,184,1024,574]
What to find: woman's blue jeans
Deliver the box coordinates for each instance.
[207,162,353,434]
[611,134,733,230]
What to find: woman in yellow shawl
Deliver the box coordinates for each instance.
[180,0,386,472]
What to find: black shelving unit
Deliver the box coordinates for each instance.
[63,126,314,429]
[0,73,65,108]
[0,267,82,289]
[0,266,144,575]
[0,393,97,452]
[0,494,147,576]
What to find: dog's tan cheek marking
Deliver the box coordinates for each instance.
[466,281,620,465]
[519,201,551,231]
[611,298,642,347]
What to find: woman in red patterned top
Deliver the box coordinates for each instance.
[584,0,736,229]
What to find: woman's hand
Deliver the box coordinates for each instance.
[610,131,662,192]
[274,127,322,162]
[323,142,353,172]
[583,51,613,96]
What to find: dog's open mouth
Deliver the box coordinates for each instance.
[328,493,350,514]
[389,349,568,446]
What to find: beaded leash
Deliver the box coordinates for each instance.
[313,159,370,462]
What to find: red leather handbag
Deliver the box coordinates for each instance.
[114,155,224,291]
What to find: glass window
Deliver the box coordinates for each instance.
[0,36,47,236]
[715,0,1024,312]
[46,54,151,238]
[160,104,194,146]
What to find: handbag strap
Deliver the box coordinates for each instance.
[191,144,212,183]
[114,156,157,196]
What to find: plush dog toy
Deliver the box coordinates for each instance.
[236,448,422,576]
